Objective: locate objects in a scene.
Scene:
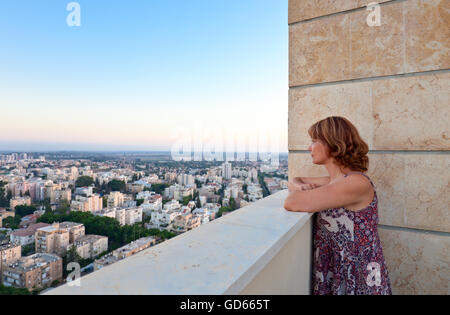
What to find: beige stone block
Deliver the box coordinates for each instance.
[288,153,328,180]
[289,14,351,86]
[367,154,406,227]
[405,0,450,72]
[378,227,450,295]
[288,82,374,151]
[288,0,391,24]
[372,72,450,150]
[403,154,450,232]
[289,72,450,151]
[371,154,449,232]
[350,3,405,79]
[289,152,450,232]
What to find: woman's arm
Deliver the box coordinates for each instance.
[292,176,330,187]
[284,175,371,213]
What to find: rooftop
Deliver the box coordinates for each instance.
[6,253,61,273]
[11,223,51,237]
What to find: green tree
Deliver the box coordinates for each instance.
[2,216,21,229]
[146,184,169,195]
[55,200,70,215]
[75,176,94,188]
[22,243,35,256]
[107,180,126,192]
[14,205,37,217]
[229,197,237,211]
[243,184,248,194]
[0,284,31,295]
[182,196,190,206]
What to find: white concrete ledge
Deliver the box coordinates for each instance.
[45,190,313,295]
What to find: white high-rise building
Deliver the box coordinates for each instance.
[221,162,232,180]
[177,174,194,186]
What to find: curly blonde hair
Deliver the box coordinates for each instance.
[308,116,369,172]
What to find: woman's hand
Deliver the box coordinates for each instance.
[288,181,319,192]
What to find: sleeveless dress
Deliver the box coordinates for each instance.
[312,172,392,295]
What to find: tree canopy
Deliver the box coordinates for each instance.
[75,176,94,187]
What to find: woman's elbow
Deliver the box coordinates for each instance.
[284,199,312,213]
[284,199,303,212]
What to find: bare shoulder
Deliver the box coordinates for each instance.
[331,173,373,195]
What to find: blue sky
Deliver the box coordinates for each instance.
[0,0,288,152]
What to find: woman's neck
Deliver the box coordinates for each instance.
[325,160,354,183]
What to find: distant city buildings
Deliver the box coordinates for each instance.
[0,151,289,291]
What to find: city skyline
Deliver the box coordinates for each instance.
[0,0,288,152]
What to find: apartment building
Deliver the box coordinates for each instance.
[124,207,142,226]
[59,222,85,243]
[148,210,178,229]
[71,194,103,212]
[68,235,108,259]
[2,253,62,291]
[93,236,157,271]
[93,208,116,220]
[35,221,87,256]
[10,223,50,246]
[171,213,202,233]
[35,223,70,256]
[0,243,21,281]
[107,191,124,208]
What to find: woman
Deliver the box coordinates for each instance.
[284,116,392,295]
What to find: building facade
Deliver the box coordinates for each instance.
[2,253,62,291]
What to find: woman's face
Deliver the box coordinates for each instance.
[308,138,330,165]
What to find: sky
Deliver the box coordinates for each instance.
[0,0,288,152]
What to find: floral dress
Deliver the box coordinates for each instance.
[312,172,392,295]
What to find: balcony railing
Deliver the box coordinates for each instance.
[45,190,313,295]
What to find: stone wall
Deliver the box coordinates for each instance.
[288,0,449,294]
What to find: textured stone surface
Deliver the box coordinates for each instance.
[403,155,450,232]
[289,72,450,151]
[288,153,329,179]
[288,81,374,151]
[379,227,450,295]
[405,0,450,72]
[289,152,450,233]
[350,3,404,78]
[289,14,351,86]
[372,72,450,149]
[367,154,406,228]
[289,0,450,86]
[288,0,391,24]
